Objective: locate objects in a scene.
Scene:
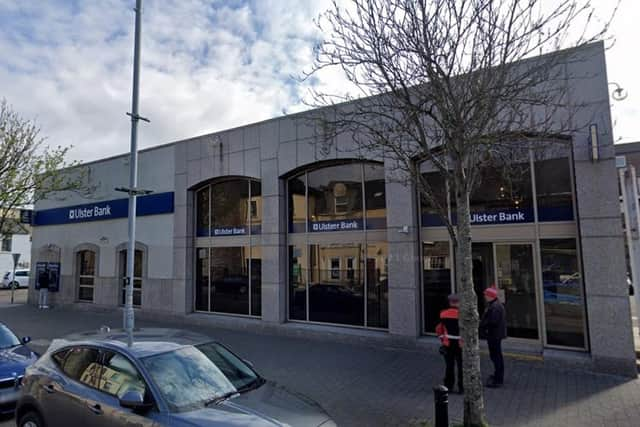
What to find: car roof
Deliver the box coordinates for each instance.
[50,328,214,359]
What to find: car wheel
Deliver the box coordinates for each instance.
[18,411,45,427]
[10,281,19,289]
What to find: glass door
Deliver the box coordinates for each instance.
[495,243,539,339]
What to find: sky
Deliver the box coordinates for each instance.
[0,0,637,163]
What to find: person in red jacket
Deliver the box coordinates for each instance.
[436,294,463,394]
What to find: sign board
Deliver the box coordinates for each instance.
[309,219,363,232]
[35,262,61,292]
[33,192,174,226]
[12,253,20,267]
[19,209,33,224]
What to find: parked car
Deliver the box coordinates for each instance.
[16,328,336,427]
[0,322,37,415]
[2,269,30,289]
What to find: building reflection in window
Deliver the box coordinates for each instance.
[540,239,585,348]
[308,164,363,229]
[366,243,388,328]
[289,245,307,320]
[535,158,574,222]
[196,179,261,237]
[423,242,452,333]
[309,244,365,326]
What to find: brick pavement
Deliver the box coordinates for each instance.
[1,304,640,426]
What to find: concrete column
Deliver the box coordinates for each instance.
[260,158,287,323]
[385,163,422,339]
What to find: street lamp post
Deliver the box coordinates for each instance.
[117,0,150,346]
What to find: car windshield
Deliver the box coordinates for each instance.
[0,325,21,349]
[141,342,259,412]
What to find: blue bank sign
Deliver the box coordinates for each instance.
[33,192,174,226]
[310,219,363,232]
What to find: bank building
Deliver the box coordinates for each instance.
[29,42,637,377]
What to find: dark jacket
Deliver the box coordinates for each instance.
[38,271,50,289]
[480,299,507,340]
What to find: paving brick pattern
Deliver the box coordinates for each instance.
[2,304,640,426]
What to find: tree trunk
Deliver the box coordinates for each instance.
[455,178,487,427]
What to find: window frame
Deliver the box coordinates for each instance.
[55,345,103,390]
[118,248,145,308]
[76,250,97,303]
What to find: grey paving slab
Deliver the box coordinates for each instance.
[1,305,639,427]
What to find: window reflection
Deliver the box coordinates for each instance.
[196,188,210,237]
[470,163,533,223]
[423,242,452,333]
[288,175,307,233]
[364,163,387,229]
[541,239,585,348]
[289,245,307,320]
[309,244,364,326]
[211,181,250,234]
[195,248,209,311]
[210,246,250,316]
[308,164,363,231]
[535,158,574,222]
[120,249,143,307]
[366,243,388,328]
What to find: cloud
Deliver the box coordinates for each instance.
[0,0,637,166]
[0,0,341,162]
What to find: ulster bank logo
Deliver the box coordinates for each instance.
[69,205,112,220]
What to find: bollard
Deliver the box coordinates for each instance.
[433,385,449,427]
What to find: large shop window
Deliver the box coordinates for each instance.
[535,158,574,222]
[196,179,261,237]
[421,155,575,227]
[423,242,453,333]
[77,250,96,302]
[195,246,262,317]
[540,239,585,348]
[470,163,533,224]
[289,162,387,233]
[289,243,388,328]
[119,249,143,307]
[287,162,388,329]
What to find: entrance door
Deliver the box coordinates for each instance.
[495,244,539,339]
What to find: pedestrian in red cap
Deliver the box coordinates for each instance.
[435,294,463,394]
[480,284,506,388]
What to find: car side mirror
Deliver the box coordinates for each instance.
[22,336,31,344]
[119,390,148,410]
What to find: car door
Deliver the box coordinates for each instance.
[38,346,104,427]
[86,349,158,427]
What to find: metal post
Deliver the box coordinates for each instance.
[620,165,640,328]
[10,253,20,304]
[124,0,144,346]
[433,385,449,427]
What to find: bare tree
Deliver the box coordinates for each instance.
[0,99,89,238]
[303,1,617,425]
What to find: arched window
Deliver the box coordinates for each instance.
[286,162,388,329]
[77,250,96,302]
[194,178,262,317]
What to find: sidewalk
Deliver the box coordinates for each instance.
[2,304,640,426]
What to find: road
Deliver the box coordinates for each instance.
[1,303,640,426]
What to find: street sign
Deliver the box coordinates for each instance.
[12,253,20,266]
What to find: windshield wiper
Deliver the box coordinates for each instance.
[204,391,240,407]
[236,377,265,393]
